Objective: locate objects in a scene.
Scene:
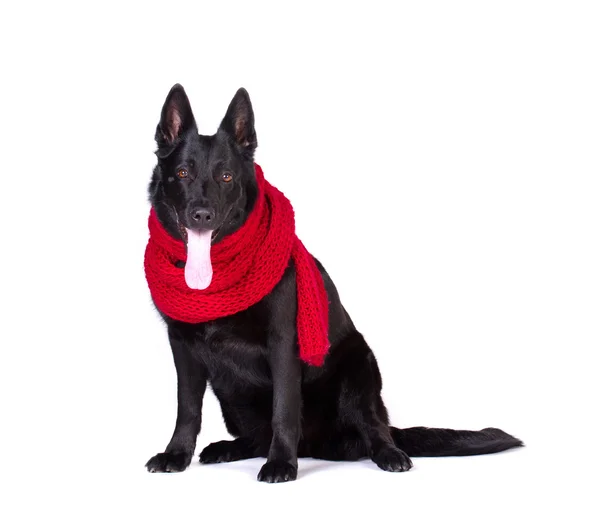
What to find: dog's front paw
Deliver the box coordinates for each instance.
[257,460,298,483]
[146,451,191,473]
[372,447,413,472]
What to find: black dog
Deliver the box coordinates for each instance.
[145,84,523,483]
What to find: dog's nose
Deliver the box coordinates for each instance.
[191,207,216,228]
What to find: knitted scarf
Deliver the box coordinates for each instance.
[144,164,330,366]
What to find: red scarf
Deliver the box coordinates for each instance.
[144,164,330,366]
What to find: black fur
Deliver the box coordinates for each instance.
[145,84,523,482]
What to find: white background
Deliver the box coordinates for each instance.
[1,1,599,526]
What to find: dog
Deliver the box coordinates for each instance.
[145,84,523,483]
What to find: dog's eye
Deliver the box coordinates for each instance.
[222,172,233,183]
[177,169,188,179]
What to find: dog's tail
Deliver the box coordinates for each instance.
[390,426,523,457]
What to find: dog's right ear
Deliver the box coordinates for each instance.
[219,88,257,157]
[155,84,197,156]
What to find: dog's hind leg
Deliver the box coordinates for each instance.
[336,332,413,472]
[299,429,367,460]
[199,437,268,464]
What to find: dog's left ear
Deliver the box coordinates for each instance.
[155,84,197,157]
[219,88,257,155]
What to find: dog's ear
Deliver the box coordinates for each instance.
[219,88,257,155]
[155,84,197,152]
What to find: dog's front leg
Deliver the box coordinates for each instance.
[146,325,207,473]
[257,334,302,483]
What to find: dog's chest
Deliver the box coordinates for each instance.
[198,304,273,388]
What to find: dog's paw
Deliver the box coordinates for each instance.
[257,460,298,483]
[372,447,413,472]
[146,451,191,473]
[199,440,247,464]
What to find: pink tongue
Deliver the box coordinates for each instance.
[184,228,213,290]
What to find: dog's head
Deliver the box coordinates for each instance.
[149,84,259,289]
